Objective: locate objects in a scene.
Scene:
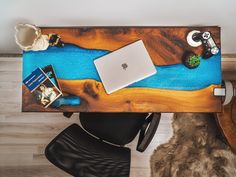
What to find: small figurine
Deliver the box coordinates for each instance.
[48,34,64,47]
[182,51,200,69]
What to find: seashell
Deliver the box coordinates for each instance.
[15,23,49,51]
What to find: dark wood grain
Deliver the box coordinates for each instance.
[22,80,222,113]
[41,27,221,65]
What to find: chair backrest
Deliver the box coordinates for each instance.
[45,124,131,177]
[79,113,149,146]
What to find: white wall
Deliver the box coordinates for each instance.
[1,0,236,53]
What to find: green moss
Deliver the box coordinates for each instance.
[182,51,201,69]
[188,55,200,67]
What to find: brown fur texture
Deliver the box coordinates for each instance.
[151,113,236,177]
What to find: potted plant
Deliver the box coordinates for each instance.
[182,51,200,69]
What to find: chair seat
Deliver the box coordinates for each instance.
[45,124,130,177]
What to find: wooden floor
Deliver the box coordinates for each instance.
[0,56,235,177]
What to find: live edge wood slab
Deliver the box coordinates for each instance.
[22,26,222,112]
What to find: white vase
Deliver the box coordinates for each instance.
[15,23,49,51]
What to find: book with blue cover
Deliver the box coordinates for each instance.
[23,67,62,108]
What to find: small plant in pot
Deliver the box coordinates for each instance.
[182,51,200,69]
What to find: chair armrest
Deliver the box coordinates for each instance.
[136,113,161,152]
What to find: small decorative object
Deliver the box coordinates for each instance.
[15,23,49,51]
[182,51,200,69]
[49,34,64,47]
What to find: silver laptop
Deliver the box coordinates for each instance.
[94,40,157,94]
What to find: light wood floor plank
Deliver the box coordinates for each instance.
[0,61,22,71]
[0,71,22,82]
[0,165,71,177]
[0,103,21,113]
[0,82,21,90]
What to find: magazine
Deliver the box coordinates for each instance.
[23,68,62,108]
[42,65,62,92]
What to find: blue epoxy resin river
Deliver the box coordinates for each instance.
[23,44,221,91]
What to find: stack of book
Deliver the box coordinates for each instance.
[23,65,62,108]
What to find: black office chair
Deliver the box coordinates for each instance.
[79,112,161,152]
[45,113,161,177]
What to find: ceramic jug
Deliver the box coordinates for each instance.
[15,23,49,51]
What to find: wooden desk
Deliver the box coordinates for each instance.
[22,26,222,112]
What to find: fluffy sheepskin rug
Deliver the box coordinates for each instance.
[151,113,236,177]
